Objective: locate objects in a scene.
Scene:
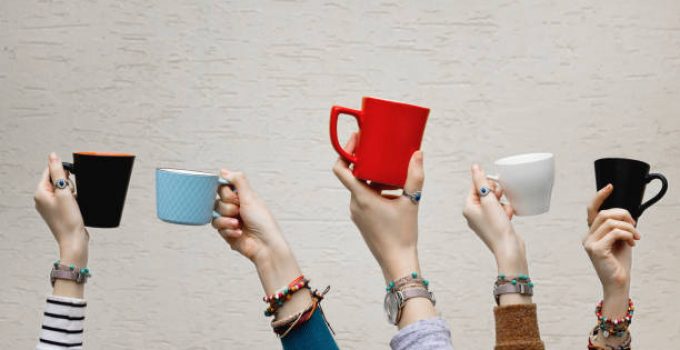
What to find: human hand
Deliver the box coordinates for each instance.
[463,164,527,276]
[34,153,89,267]
[332,133,424,282]
[583,184,639,317]
[211,169,310,318]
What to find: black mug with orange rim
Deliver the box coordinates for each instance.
[62,152,135,228]
[594,157,668,221]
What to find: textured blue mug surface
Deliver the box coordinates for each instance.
[156,168,229,225]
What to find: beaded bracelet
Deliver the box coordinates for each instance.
[594,299,634,338]
[263,275,310,317]
[496,273,534,287]
[386,272,430,292]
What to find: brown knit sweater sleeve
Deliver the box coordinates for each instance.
[494,303,545,350]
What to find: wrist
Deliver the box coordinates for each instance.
[381,249,420,282]
[601,284,630,319]
[254,244,302,295]
[59,244,89,267]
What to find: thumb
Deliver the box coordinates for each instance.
[403,151,424,194]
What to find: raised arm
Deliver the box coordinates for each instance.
[583,185,638,349]
[34,153,91,349]
[333,133,452,350]
[462,164,544,350]
[211,170,338,350]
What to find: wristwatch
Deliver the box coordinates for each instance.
[384,287,436,325]
[493,282,533,305]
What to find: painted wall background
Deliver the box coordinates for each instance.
[1,0,679,348]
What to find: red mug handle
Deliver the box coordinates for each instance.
[329,106,362,163]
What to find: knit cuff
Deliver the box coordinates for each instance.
[494,303,544,350]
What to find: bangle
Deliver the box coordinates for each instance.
[271,286,332,338]
[594,298,634,338]
[263,275,310,317]
[50,260,92,286]
[386,272,430,292]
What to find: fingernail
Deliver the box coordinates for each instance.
[472,164,479,171]
[49,152,58,162]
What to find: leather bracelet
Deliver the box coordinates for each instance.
[271,286,331,338]
[50,261,91,287]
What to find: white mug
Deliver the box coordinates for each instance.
[487,153,555,216]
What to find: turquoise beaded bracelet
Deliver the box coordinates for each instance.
[386,272,430,292]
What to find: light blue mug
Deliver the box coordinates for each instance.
[156,168,230,225]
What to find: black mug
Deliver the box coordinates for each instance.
[62,152,135,228]
[594,158,668,220]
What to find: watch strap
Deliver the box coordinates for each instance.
[400,287,435,305]
[493,282,533,305]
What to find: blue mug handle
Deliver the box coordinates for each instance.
[212,177,233,220]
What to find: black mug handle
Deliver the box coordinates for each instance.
[639,173,668,215]
[62,162,75,174]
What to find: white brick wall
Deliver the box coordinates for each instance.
[1,1,679,348]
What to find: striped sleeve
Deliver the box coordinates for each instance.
[36,295,86,349]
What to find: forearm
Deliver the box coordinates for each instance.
[589,286,632,348]
[52,242,89,299]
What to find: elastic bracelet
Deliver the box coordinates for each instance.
[588,325,632,349]
[594,299,634,338]
[263,275,310,317]
[50,260,92,286]
[386,272,430,292]
[271,286,332,338]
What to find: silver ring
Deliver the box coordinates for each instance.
[403,190,422,204]
[53,178,74,192]
[479,186,492,197]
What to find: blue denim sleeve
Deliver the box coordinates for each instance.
[281,308,339,350]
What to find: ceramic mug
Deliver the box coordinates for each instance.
[329,97,429,188]
[594,158,668,220]
[61,152,135,228]
[156,168,230,225]
[487,153,555,216]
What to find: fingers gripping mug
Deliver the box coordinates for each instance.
[594,158,668,220]
[61,152,135,228]
[487,153,555,216]
[156,168,230,225]
[330,97,430,188]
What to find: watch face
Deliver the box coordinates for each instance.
[384,292,401,325]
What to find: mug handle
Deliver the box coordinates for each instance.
[639,173,668,215]
[329,106,361,163]
[62,162,75,174]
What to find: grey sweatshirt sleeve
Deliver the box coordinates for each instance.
[36,295,86,350]
[390,318,453,350]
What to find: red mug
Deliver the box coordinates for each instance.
[330,97,430,188]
